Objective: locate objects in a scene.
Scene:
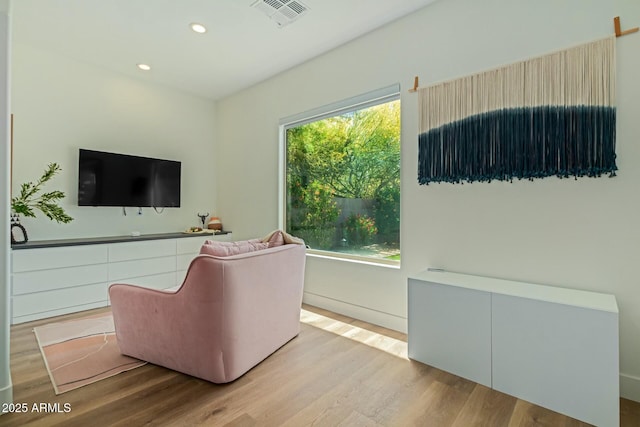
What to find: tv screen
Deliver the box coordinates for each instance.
[78,149,181,207]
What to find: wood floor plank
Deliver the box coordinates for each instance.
[336,410,385,427]
[621,397,640,427]
[3,305,639,426]
[508,399,588,427]
[451,384,517,427]
[397,379,473,426]
[331,358,440,425]
[223,413,258,427]
[250,338,383,424]
[278,349,393,426]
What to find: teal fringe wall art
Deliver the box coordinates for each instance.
[417,36,617,185]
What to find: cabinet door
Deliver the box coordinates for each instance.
[108,239,175,262]
[176,234,233,285]
[408,279,492,387]
[492,294,619,427]
[12,245,107,272]
[176,233,233,255]
[108,256,176,282]
[177,253,198,273]
[13,282,108,318]
[107,272,177,293]
[13,264,108,294]
[176,237,209,255]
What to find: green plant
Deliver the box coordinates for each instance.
[288,181,340,249]
[286,101,400,200]
[344,213,377,246]
[11,163,73,224]
[294,227,336,250]
[300,182,340,228]
[373,182,400,244]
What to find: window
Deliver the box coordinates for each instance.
[281,85,400,264]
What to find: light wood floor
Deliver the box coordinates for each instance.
[4,304,640,426]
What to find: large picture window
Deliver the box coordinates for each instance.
[281,86,400,264]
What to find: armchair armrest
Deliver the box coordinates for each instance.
[109,257,227,382]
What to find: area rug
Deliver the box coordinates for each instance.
[33,313,147,394]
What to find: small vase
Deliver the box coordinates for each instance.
[10,213,28,244]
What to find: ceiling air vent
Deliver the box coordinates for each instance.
[251,0,310,28]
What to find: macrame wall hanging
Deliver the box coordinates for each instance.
[416,36,617,185]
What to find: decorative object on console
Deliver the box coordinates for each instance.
[184,226,205,234]
[416,36,617,185]
[11,163,73,243]
[11,163,74,223]
[11,212,28,243]
[207,216,222,231]
[197,212,209,229]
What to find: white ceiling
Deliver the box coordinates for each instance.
[11,0,439,101]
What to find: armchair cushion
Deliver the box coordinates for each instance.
[199,239,268,256]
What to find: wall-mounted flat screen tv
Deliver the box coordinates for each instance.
[78,149,181,207]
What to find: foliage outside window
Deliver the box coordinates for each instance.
[284,98,400,263]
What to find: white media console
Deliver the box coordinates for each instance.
[10,232,232,324]
[408,269,619,427]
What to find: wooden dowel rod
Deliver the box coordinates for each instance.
[619,27,639,36]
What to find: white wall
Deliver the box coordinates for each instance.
[0,0,12,410]
[217,0,640,401]
[10,43,218,240]
[614,0,640,401]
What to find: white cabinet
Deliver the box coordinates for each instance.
[12,245,110,323]
[408,269,619,427]
[10,233,232,323]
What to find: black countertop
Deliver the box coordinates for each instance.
[11,230,232,250]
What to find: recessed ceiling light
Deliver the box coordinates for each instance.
[137,63,151,71]
[190,23,207,34]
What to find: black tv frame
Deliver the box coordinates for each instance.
[78,149,181,208]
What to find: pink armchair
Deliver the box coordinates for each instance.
[109,243,306,383]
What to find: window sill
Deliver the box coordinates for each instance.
[305,249,400,269]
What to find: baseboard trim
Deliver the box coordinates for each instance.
[0,382,13,415]
[621,373,640,403]
[302,292,407,333]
